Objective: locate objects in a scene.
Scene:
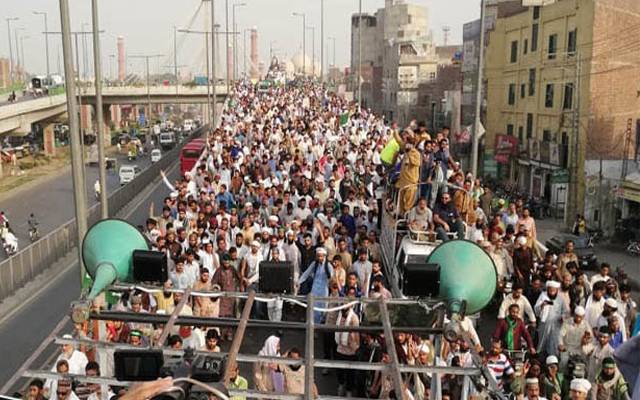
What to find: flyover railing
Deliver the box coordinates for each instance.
[0,126,207,303]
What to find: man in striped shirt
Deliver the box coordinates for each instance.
[485,339,515,391]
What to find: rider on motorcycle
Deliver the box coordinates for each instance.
[3,228,18,254]
[94,179,101,200]
[28,213,39,239]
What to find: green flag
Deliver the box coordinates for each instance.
[340,113,349,126]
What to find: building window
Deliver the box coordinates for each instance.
[531,24,539,52]
[524,39,529,55]
[533,6,540,20]
[526,113,533,138]
[528,68,536,96]
[507,124,514,136]
[408,15,412,24]
[543,129,552,141]
[508,84,516,105]
[563,83,574,110]
[548,34,558,59]
[510,41,518,63]
[518,126,524,142]
[568,29,577,55]
[521,83,526,98]
[545,84,555,108]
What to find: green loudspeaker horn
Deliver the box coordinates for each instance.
[82,218,150,300]
[428,239,497,316]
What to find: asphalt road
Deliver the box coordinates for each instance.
[0,93,43,108]
[0,156,178,391]
[0,150,154,261]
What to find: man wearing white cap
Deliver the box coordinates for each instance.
[542,355,562,399]
[524,377,547,400]
[596,298,628,341]
[535,280,570,356]
[559,306,592,357]
[568,378,591,399]
[298,247,333,323]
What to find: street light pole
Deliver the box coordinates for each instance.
[321,0,324,83]
[225,0,230,92]
[33,11,50,77]
[91,0,108,218]
[130,55,163,127]
[471,0,486,179]
[58,0,88,285]
[243,28,250,77]
[15,27,24,81]
[211,1,217,126]
[232,2,246,81]
[174,26,179,96]
[306,25,315,78]
[178,29,212,125]
[293,13,306,76]
[5,17,19,85]
[20,36,29,77]
[358,0,362,108]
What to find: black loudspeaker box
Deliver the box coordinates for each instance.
[403,255,440,297]
[258,261,294,294]
[133,250,168,284]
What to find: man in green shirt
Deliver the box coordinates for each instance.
[228,365,249,400]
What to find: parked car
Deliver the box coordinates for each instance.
[119,165,141,186]
[545,234,598,269]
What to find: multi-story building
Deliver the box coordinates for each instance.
[485,0,640,233]
[350,0,438,125]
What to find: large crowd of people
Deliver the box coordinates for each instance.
[22,80,640,400]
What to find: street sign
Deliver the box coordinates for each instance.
[522,0,557,5]
[550,169,569,184]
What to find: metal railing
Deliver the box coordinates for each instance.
[0,126,207,302]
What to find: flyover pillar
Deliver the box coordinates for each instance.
[43,123,56,156]
[101,105,113,147]
[111,105,121,130]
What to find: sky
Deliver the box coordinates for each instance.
[1,0,482,78]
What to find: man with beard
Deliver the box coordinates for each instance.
[596,298,628,340]
[281,347,318,396]
[586,281,607,329]
[569,266,591,310]
[493,304,536,354]
[535,280,569,357]
[556,240,579,279]
[568,378,591,400]
[524,378,547,400]
[212,255,240,339]
[513,235,535,287]
[559,306,591,357]
[587,327,615,382]
[485,339,515,391]
[282,230,302,292]
[593,357,629,400]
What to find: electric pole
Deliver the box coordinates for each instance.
[471,0,486,179]
[58,0,88,284]
[91,0,108,218]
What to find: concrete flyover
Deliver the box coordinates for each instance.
[82,85,228,105]
[0,95,67,135]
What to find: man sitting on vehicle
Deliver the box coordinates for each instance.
[407,197,433,241]
[432,193,465,242]
[493,304,536,355]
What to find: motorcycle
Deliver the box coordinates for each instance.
[28,226,39,242]
[0,227,18,257]
[626,240,640,256]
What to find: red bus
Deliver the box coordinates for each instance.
[180,141,205,176]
